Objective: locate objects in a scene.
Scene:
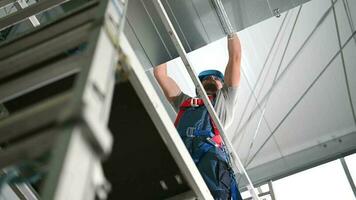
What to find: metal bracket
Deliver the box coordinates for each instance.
[273,8,281,18]
[14,0,41,27]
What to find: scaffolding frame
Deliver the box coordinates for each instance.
[0,0,214,199]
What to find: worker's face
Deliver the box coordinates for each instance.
[201,76,223,94]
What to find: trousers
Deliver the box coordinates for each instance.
[182,136,243,200]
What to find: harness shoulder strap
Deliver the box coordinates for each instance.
[174,95,223,146]
[174,96,218,134]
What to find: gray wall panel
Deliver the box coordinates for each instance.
[227,0,272,31]
[191,0,224,42]
[124,20,152,70]
[126,0,175,66]
[125,0,311,68]
[269,0,310,14]
[163,0,208,51]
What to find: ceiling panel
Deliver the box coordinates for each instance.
[223,0,271,31]
[230,12,292,137]
[344,0,356,29]
[276,0,332,78]
[191,0,223,42]
[231,0,356,186]
[334,0,354,45]
[251,10,298,101]
[343,36,356,117]
[125,0,310,67]
[124,21,152,70]
[160,0,210,51]
[273,55,356,156]
[238,12,287,88]
[228,72,256,139]
[246,135,285,169]
[262,10,340,129]
[234,108,273,162]
[125,0,177,67]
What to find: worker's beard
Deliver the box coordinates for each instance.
[202,80,218,95]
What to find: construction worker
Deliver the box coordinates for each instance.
[154,32,242,200]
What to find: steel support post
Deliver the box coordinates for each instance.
[340,158,356,198]
[268,180,276,200]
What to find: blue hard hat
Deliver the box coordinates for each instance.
[198,70,224,82]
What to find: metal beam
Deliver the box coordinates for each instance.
[0,0,15,8]
[0,55,80,104]
[0,128,57,169]
[9,182,39,200]
[0,22,90,80]
[340,157,356,198]
[0,0,97,59]
[0,92,71,144]
[211,0,234,34]
[332,0,356,126]
[268,180,276,200]
[14,0,40,27]
[342,0,356,45]
[0,0,68,30]
[0,103,9,119]
[165,190,196,200]
[243,191,271,200]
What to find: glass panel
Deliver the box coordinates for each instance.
[273,160,355,200]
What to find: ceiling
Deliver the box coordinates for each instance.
[124,0,309,68]
[125,0,356,187]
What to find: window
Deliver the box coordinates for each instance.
[273,159,355,200]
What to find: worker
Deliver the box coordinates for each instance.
[154,32,242,200]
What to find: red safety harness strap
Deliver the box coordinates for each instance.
[174,96,223,146]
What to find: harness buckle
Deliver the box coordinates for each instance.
[206,137,219,147]
[190,98,199,107]
[186,127,195,137]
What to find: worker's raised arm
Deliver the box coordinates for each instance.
[153,63,181,102]
[224,33,242,87]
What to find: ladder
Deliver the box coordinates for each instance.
[152,0,260,199]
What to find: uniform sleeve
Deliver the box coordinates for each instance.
[222,83,238,108]
[170,92,190,112]
[216,83,238,127]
